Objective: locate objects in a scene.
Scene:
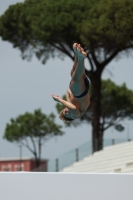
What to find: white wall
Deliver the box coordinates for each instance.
[0,173,133,200]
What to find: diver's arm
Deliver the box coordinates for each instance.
[51,94,76,110]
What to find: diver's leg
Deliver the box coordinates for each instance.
[72,44,86,78]
[70,43,78,77]
[70,44,87,96]
[70,56,78,77]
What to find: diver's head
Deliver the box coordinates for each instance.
[59,108,74,122]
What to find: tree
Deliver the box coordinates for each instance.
[56,79,133,150]
[1,0,133,152]
[3,109,64,169]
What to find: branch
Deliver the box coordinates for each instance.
[41,134,53,146]
[29,134,37,156]
[91,51,99,67]
[101,44,133,70]
[123,45,133,51]
[104,122,114,131]
[19,139,35,154]
[38,135,42,161]
[81,114,92,122]
[59,42,74,60]
[87,53,94,71]
[50,42,74,60]
[101,49,119,70]
[101,115,115,131]
[103,115,124,131]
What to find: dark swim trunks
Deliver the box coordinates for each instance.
[65,77,90,121]
[74,77,89,98]
[64,116,74,121]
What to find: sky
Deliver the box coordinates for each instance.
[0,0,133,162]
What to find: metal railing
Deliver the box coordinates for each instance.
[48,138,132,172]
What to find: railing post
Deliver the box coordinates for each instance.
[76,148,79,162]
[112,139,115,145]
[56,158,59,172]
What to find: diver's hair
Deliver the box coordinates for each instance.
[59,110,74,122]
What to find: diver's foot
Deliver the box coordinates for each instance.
[73,43,87,59]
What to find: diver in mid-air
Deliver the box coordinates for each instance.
[52,43,90,122]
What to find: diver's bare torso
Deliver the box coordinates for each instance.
[66,88,90,116]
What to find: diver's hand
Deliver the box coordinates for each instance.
[51,94,62,103]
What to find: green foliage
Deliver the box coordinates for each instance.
[56,95,66,114]
[79,0,133,49]
[115,124,124,132]
[56,79,133,132]
[4,109,64,142]
[1,0,133,63]
[101,79,133,120]
[0,0,84,62]
[4,109,64,168]
[1,0,133,151]
[99,79,133,132]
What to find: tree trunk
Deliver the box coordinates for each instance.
[99,127,104,151]
[37,137,42,171]
[35,158,40,171]
[32,136,42,171]
[91,73,102,153]
[34,152,40,171]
